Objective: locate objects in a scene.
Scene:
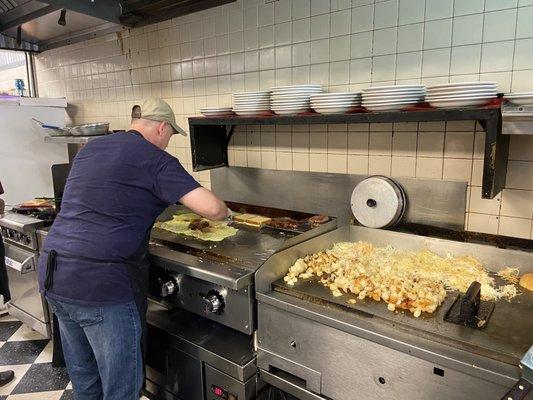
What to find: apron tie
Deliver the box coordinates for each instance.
[44,250,58,291]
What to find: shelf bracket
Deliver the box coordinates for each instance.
[190,124,235,171]
[480,111,508,199]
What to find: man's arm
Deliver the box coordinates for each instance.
[179,187,230,221]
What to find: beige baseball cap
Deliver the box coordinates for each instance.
[133,98,186,136]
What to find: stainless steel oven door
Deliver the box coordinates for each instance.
[4,240,51,338]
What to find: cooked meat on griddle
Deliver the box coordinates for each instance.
[188,219,211,232]
[308,215,329,226]
[268,218,300,230]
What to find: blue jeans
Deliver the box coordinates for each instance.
[47,298,143,400]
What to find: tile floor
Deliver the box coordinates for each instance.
[0,315,150,400]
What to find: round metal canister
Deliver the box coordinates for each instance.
[350,176,406,228]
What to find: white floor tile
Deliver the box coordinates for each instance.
[7,325,47,342]
[34,341,53,364]
[0,364,32,395]
[0,341,4,349]
[66,382,72,390]
[7,390,64,400]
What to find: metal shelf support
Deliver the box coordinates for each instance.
[188,107,508,199]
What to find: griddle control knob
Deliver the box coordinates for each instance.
[203,290,225,315]
[160,279,177,297]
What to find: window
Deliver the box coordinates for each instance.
[0,49,32,96]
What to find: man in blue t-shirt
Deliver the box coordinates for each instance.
[38,98,231,400]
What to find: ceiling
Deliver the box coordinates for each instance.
[0,0,236,52]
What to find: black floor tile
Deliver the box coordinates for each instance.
[60,389,74,400]
[0,396,7,400]
[11,362,70,394]
[0,340,49,365]
[0,321,22,341]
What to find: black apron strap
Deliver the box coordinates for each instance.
[44,250,57,292]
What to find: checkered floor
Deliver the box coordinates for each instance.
[0,314,150,399]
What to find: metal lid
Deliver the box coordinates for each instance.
[350,176,406,228]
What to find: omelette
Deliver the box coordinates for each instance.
[155,213,238,241]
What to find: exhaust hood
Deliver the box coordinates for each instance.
[0,0,236,52]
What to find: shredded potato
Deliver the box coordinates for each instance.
[497,267,520,284]
[284,241,519,317]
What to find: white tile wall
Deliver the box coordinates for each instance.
[32,0,533,239]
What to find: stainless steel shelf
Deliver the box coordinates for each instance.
[188,106,508,200]
[44,135,103,144]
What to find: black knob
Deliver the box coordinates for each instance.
[203,290,225,315]
[160,277,178,297]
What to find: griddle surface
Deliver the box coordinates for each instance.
[151,205,303,270]
[273,277,533,365]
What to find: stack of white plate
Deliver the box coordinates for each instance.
[361,85,426,111]
[310,92,362,114]
[232,91,271,116]
[426,82,498,108]
[199,107,234,117]
[505,92,533,106]
[270,85,323,115]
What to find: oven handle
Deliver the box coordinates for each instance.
[5,255,36,274]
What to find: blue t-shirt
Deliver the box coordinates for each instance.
[38,130,200,305]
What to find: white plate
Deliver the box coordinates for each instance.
[271,92,322,98]
[428,98,493,108]
[313,105,358,110]
[506,91,533,97]
[232,107,271,111]
[272,109,310,115]
[271,105,310,110]
[313,106,356,114]
[362,85,426,92]
[426,89,497,97]
[365,104,414,111]
[506,97,533,106]
[234,101,271,106]
[427,81,497,90]
[362,90,425,98]
[270,98,309,104]
[310,92,361,98]
[271,84,321,90]
[200,107,232,111]
[425,94,496,101]
[310,101,360,107]
[362,95,425,102]
[201,111,235,116]
[362,98,423,106]
[427,85,496,94]
[234,110,273,116]
[233,91,270,95]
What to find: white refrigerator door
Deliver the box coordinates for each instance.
[0,105,69,207]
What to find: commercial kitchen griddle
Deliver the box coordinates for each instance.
[150,202,337,273]
[272,277,533,366]
[257,225,533,367]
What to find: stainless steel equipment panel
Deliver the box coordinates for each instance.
[211,167,467,230]
[150,265,255,334]
[257,302,526,400]
[205,364,256,400]
[4,240,50,338]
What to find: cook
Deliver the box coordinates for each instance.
[38,98,231,399]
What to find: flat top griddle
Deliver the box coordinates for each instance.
[272,276,533,366]
[150,203,335,271]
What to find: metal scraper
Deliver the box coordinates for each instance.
[502,345,533,400]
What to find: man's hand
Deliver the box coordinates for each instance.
[179,187,229,221]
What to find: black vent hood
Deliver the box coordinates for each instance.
[0,0,236,51]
